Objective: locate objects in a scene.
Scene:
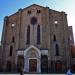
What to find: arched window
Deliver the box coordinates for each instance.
[28,10,31,14]
[53,35,56,42]
[37,10,41,14]
[37,25,40,44]
[9,46,13,56]
[12,36,15,43]
[55,44,59,56]
[27,25,30,44]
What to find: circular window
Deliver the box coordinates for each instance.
[11,23,15,27]
[31,17,37,25]
[54,21,58,24]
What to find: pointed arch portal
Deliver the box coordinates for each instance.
[23,45,41,73]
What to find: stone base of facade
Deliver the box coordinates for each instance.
[0,45,71,73]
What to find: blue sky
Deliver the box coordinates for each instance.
[0,0,75,43]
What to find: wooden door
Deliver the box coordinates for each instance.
[29,59,37,72]
[55,62,62,73]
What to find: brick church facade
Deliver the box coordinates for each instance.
[0,4,73,73]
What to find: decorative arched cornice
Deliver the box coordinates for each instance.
[24,45,41,57]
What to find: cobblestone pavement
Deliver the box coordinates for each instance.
[0,74,75,75]
[0,74,68,75]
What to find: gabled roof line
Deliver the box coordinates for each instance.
[8,4,66,17]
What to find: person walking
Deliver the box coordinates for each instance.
[66,69,72,75]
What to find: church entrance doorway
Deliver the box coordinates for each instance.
[23,45,41,73]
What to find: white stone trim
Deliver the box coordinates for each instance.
[23,45,41,73]
[24,45,41,57]
[41,50,48,55]
[17,51,24,56]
